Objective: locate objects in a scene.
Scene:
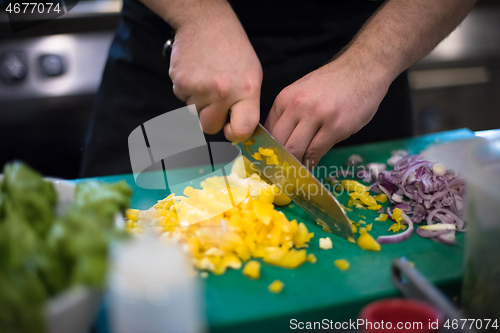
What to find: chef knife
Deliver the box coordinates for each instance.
[237,124,353,240]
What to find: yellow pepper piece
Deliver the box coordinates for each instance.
[263,247,285,265]
[258,185,276,204]
[368,204,382,210]
[359,193,377,207]
[375,213,388,222]
[347,236,355,243]
[334,259,350,271]
[388,223,401,232]
[366,223,373,231]
[359,227,367,235]
[273,191,292,206]
[242,260,261,279]
[374,193,388,203]
[253,200,274,225]
[244,139,255,146]
[278,249,307,268]
[282,161,292,174]
[268,280,284,294]
[341,180,369,194]
[252,152,264,161]
[341,204,353,212]
[126,209,140,222]
[351,224,358,233]
[258,147,275,157]
[357,232,381,251]
[392,208,403,223]
[266,154,279,166]
[307,253,317,263]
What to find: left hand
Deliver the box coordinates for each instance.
[265,56,393,169]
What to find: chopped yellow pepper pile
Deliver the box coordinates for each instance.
[125,169,314,276]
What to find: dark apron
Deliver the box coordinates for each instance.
[81,0,412,177]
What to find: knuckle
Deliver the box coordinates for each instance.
[173,73,192,92]
[212,78,231,101]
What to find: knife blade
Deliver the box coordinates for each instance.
[237,124,353,240]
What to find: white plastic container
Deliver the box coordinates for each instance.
[423,135,500,320]
[460,137,500,320]
[108,236,205,333]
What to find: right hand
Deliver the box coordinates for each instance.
[169,4,263,142]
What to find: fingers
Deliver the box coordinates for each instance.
[303,125,342,169]
[264,101,282,134]
[224,98,260,143]
[198,102,231,135]
[283,121,321,164]
[270,111,299,146]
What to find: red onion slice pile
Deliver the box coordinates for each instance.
[371,154,466,244]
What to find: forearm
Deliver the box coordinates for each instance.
[337,0,477,82]
[138,0,236,30]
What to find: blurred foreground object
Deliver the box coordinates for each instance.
[108,236,205,333]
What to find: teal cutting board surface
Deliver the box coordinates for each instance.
[85,129,474,333]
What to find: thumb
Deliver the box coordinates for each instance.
[224,98,260,143]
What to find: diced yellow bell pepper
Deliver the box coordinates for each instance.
[252,152,264,161]
[278,249,307,268]
[253,200,274,225]
[375,213,388,222]
[374,193,388,203]
[334,259,350,271]
[258,147,275,157]
[341,180,369,194]
[126,209,140,222]
[307,253,317,263]
[368,204,382,210]
[357,233,381,251]
[268,280,284,294]
[392,208,403,223]
[258,185,275,204]
[366,223,373,231]
[244,139,255,146]
[263,247,286,265]
[273,191,292,206]
[243,260,261,279]
[359,193,377,207]
[351,224,358,233]
[341,204,353,212]
[266,154,279,166]
[359,227,367,235]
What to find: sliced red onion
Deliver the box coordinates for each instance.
[392,193,403,203]
[435,230,456,244]
[375,153,466,242]
[387,150,409,166]
[416,224,456,240]
[394,203,412,211]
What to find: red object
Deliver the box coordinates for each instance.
[358,298,443,332]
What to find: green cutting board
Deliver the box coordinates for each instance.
[85,128,474,333]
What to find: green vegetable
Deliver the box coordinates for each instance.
[0,162,132,333]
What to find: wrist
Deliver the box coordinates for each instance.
[334,44,399,89]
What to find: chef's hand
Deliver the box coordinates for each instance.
[168,3,262,143]
[265,55,392,169]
